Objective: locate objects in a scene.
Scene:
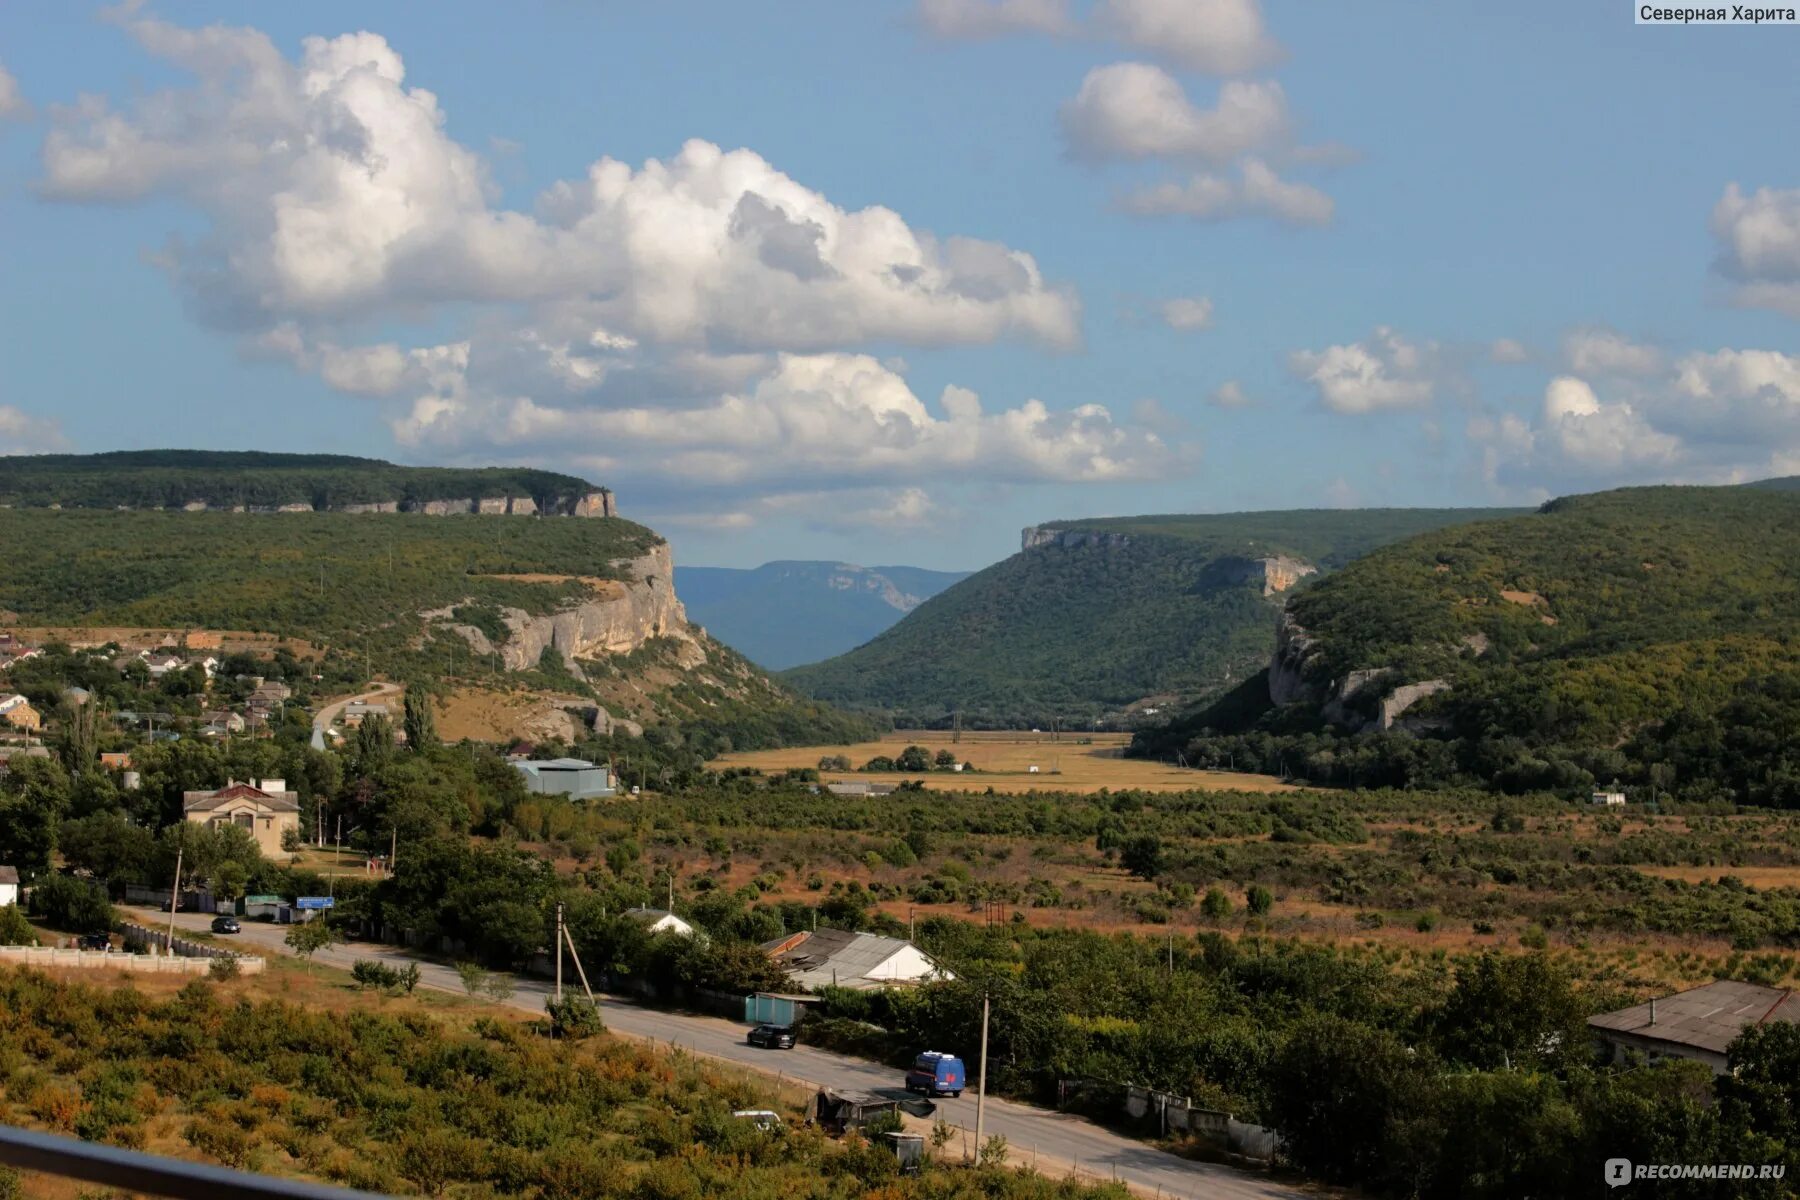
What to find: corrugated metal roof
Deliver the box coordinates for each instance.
[762,929,946,991]
[1588,980,1800,1055]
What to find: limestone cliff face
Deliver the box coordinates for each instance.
[1269,610,1324,706]
[124,490,614,517]
[1020,526,1132,552]
[1258,555,1316,596]
[1267,607,1450,732]
[497,543,701,672]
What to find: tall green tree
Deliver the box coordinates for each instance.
[403,684,437,752]
[54,697,102,774]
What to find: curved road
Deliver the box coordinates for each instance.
[310,681,402,750]
[133,907,1305,1200]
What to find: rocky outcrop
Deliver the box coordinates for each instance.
[1379,679,1451,731]
[1258,555,1316,596]
[1021,525,1131,552]
[825,565,933,614]
[496,543,700,672]
[1269,610,1324,706]
[1267,607,1452,732]
[1204,555,1318,596]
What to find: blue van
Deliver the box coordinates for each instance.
[904,1051,965,1098]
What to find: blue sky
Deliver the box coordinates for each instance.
[2,2,1798,571]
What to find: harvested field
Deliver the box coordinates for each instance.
[712,730,1297,793]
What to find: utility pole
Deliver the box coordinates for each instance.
[165,845,183,951]
[390,826,397,874]
[555,902,565,1003]
[974,991,991,1164]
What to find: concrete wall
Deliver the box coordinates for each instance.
[119,922,267,973]
[1064,1080,1282,1163]
[0,943,264,976]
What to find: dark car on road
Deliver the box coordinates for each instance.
[747,1024,796,1049]
[211,915,241,934]
[77,932,111,951]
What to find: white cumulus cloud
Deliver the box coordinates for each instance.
[1207,380,1253,408]
[1563,328,1665,378]
[1119,158,1332,226]
[1159,296,1214,331]
[38,12,1080,351]
[0,64,29,121]
[1471,345,1800,494]
[1711,183,1800,317]
[1094,0,1280,76]
[1289,327,1440,414]
[1061,64,1288,162]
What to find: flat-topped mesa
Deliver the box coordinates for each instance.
[132,490,616,517]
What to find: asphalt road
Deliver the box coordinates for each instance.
[135,907,1305,1200]
[309,681,402,750]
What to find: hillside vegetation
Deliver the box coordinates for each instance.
[0,507,867,750]
[0,968,1119,1200]
[0,509,653,654]
[784,508,1516,726]
[1141,486,1800,802]
[676,560,968,669]
[0,450,601,510]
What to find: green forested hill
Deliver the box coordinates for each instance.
[0,450,601,510]
[0,507,868,750]
[1140,486,1800,803]
[782,507,1517,726]
[0,508,655,650]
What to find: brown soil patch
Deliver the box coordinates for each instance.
[1498,590,1557,625]
[478,573,624,598]
[1637,865,1800,888]
[435,686,591,743]
[713,731,1298,794]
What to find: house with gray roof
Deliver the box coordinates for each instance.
[512,757,614,800]
[761,929,953,992]
[1588,979,1800,1074]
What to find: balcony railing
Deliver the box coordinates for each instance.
[0,1123,383,1199]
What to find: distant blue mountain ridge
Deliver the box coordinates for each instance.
[673,560,970,670]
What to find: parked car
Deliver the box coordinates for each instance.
[904,1050,965,1098]
[747,1023,796,1049]
[211,915,241,934]
[77,932,111,951]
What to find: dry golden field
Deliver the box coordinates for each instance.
[712,729,1296,793]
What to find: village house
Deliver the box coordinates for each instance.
[760,929,953,992]
[0,694,40,732]
[621,907,697,937]
[1588,980,1799,1074]
[200,710,247,735]
[183,778,301,857]
[511,757,615,799]
[824,780,898,798]
[0,866,17,908]
[340,700,389,727]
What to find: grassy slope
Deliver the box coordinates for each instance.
[782,507,1518,725]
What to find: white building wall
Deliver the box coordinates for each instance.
[867,944,953,983]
